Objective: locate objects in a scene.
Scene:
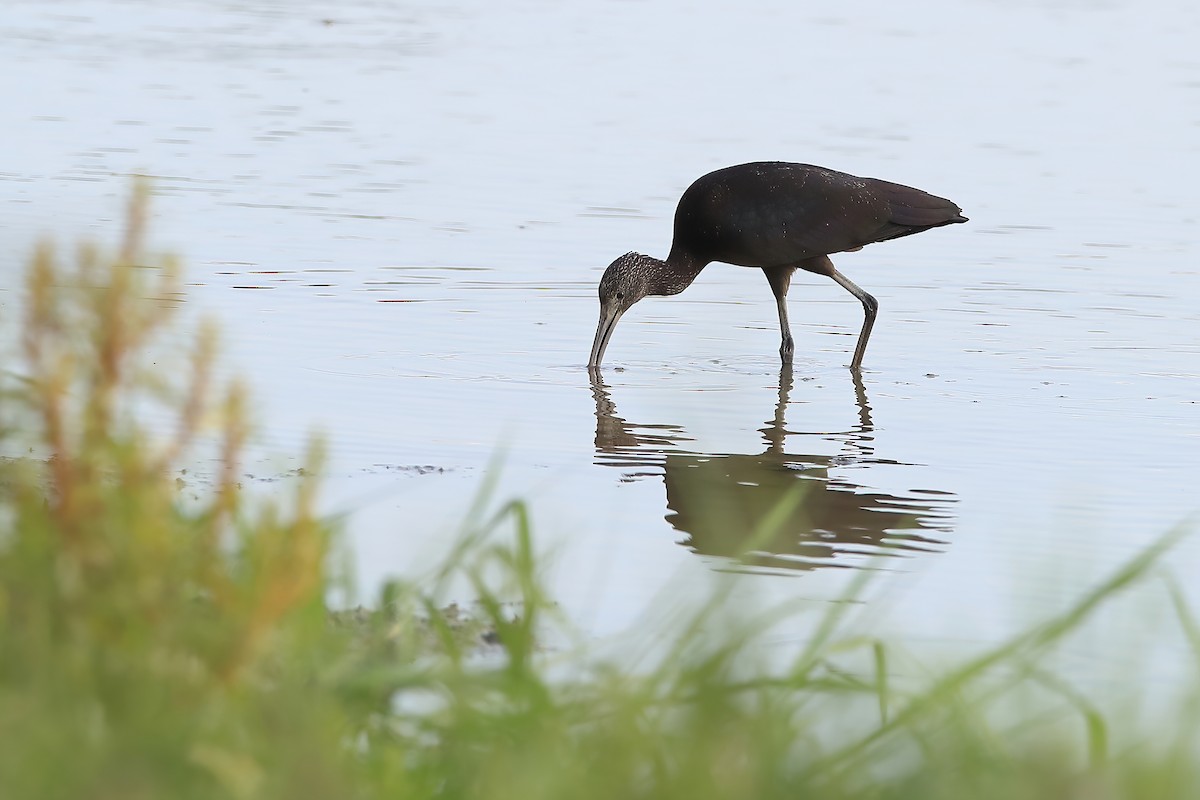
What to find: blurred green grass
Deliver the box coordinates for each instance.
[1,187,1197,799]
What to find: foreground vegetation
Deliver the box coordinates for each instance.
[1,189,1198,798]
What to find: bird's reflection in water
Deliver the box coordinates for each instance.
[590,367,956,574]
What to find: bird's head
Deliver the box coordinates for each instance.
[588,252,660,368]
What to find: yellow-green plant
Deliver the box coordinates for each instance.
[0,186,342,798]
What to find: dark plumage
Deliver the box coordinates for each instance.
[588,162,967,371]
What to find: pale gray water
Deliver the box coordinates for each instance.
[2,0,1198,669]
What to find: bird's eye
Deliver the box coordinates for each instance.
[616,292,624,300]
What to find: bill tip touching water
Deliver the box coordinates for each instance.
[587,161,967,372]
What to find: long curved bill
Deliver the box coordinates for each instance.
[588,302,625,368]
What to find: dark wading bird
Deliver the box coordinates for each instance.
[587,162,967,371]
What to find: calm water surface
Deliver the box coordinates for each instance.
[2,0,1198,668]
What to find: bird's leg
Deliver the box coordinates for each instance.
[802,256,878,370]
[762,266,797,362]
[828,267,878,371]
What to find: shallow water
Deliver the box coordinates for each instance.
[2,0,1198,663]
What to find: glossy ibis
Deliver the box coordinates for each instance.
[587,162,967,370]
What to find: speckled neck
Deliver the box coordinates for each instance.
[654,246,708,296]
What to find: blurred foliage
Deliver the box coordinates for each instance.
[0,188,1197,799]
